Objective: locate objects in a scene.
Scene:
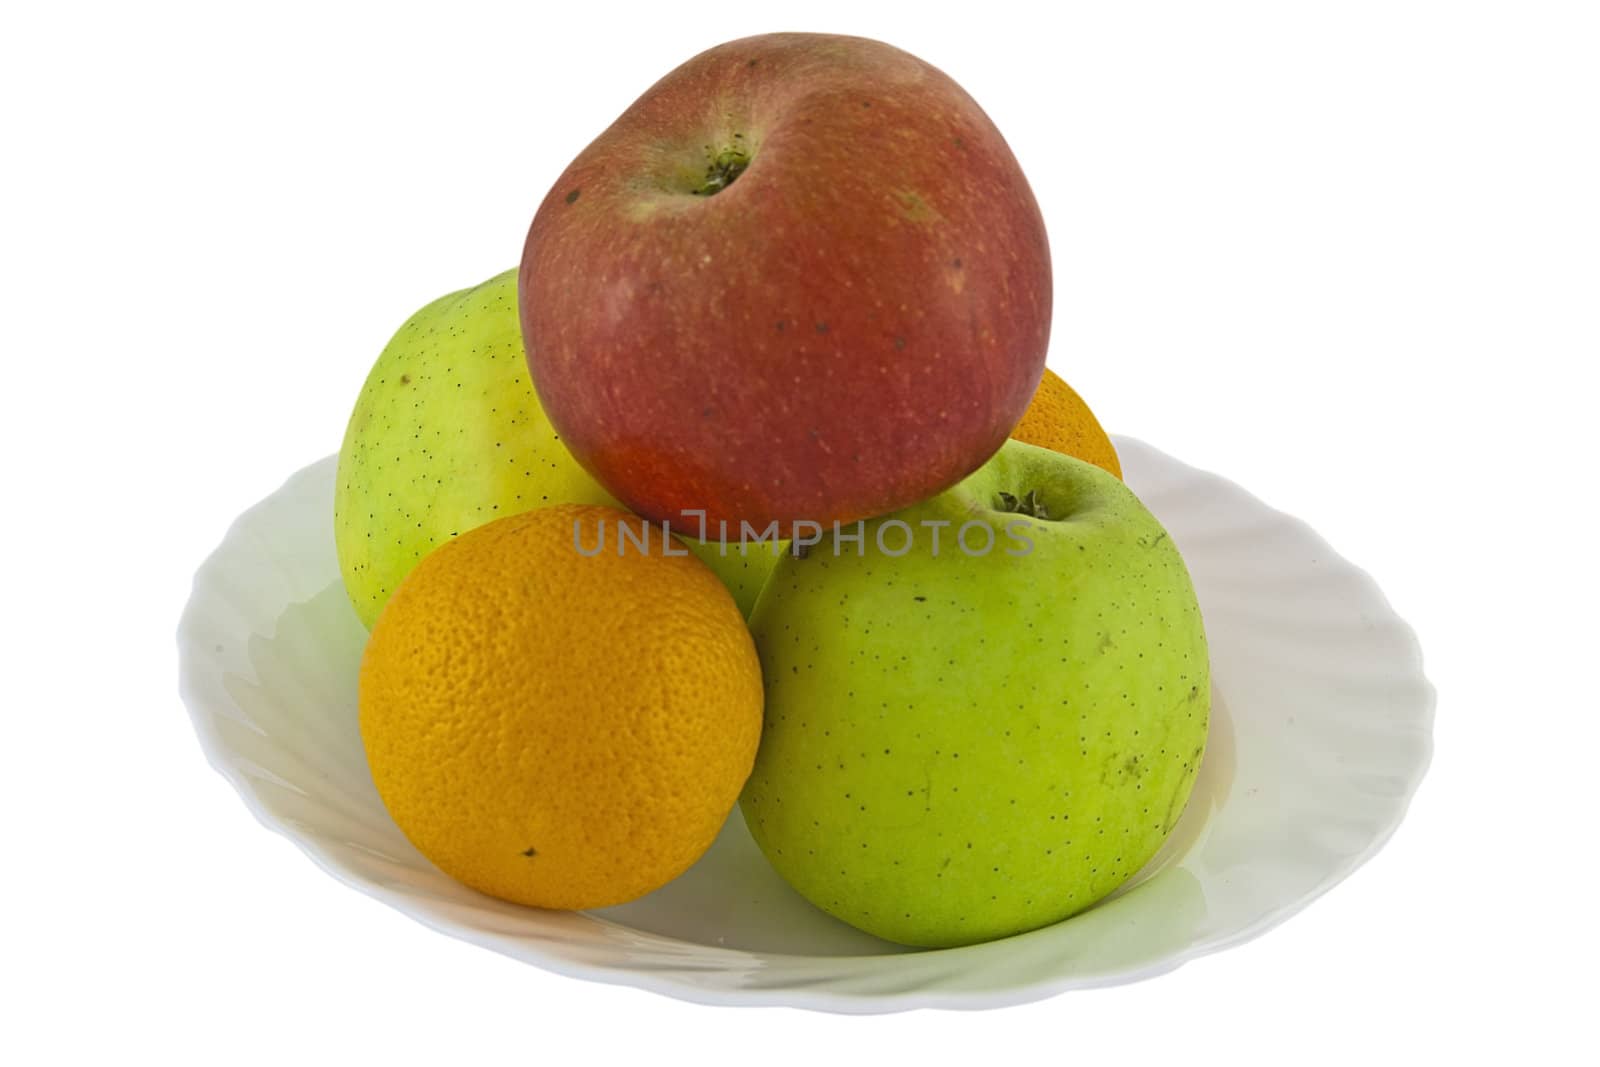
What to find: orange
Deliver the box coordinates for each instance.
[358,503,763,909]
[1010,368,1123,479]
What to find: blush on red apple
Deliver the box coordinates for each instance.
[519,32,1052,534]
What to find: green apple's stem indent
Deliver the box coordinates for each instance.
[995,489,1050,520]
[692,145,750,196]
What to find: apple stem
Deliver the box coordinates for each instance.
[995,490,1050,520]
[692,145,751,196]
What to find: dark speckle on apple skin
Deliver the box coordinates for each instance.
[564,187,581,205]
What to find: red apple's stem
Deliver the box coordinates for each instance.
[691,145,751,197]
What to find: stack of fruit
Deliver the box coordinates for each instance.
[336,33,1208,949]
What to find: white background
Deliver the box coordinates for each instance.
[4,1,1596,1061]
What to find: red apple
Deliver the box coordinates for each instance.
[519,32,1051,534]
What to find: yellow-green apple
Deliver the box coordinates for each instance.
[334,270,778,625]
[740,440,1210,947]
[519,33,1051,534]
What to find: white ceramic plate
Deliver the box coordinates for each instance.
[177,437,1433,1012]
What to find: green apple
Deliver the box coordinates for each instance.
[681,532,788,617]
[334,270,778,625]
[740,440,1209,947]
